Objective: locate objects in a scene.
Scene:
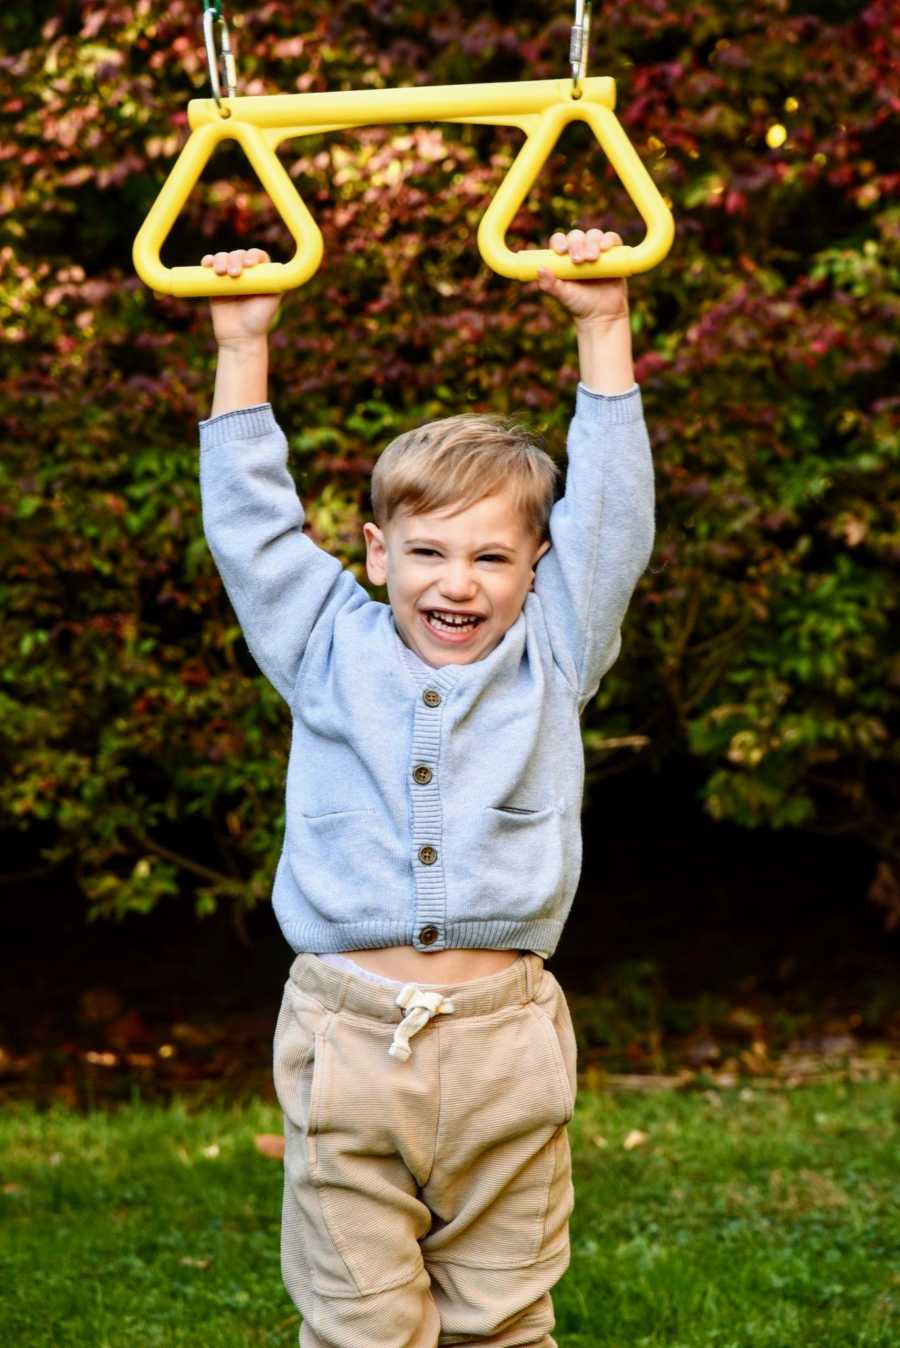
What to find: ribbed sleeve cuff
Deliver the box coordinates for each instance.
[575,381,643,424]
[198,402,278,450]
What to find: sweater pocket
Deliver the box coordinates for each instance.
[486,801,557,824]
[473,803,564,915]
[287,807,408,916]
[491,801,545,815]
[299,805,374,819]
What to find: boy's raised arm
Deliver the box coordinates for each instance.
[210,335,270,418]
[198,250,367,706]
[531,230,656,709]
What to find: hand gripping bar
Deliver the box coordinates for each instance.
[132,76,675,297]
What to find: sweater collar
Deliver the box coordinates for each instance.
[389,607,520,686]
[391,611,461,687]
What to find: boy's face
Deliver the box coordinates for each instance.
[363,488,551,667]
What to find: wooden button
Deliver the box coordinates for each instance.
[422,689,441,707]
[418,925,439,946]
[418,845,438,865]
[413,765,433,785]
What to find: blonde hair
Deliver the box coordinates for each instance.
[370,412,559,542]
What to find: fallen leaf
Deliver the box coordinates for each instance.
[255,1133,285,1160]
[686,1036,720,1065]
[83,1050,118,1067]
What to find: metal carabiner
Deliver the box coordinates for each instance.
[570,0,592,100]
[202,0,237,118]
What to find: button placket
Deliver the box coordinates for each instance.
[409,681,453,951]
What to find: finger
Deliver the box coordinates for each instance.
[584,228,604,259]
[245,248,269,266]
[213,250,231,275]
[201,253,214,267]
[601,231,623,249]
[550,232,568,254]
[567,228,587,261]
[227,248,246,276]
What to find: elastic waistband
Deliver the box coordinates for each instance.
[287,952,546,1022]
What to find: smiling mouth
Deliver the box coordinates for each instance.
[421,609,485,639]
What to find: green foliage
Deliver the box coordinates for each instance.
[0,1,897,926]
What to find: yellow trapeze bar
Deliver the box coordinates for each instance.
[132,76,674,297]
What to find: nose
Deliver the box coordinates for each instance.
[437,562,478,602]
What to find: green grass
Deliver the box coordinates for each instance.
[1,1082,898,1346]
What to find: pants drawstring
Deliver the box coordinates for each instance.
[388,984,456,1061]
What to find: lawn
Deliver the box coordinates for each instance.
[1,1080,897,1346]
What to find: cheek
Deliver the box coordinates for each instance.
[493,574,528,611]
[391,567,422,600]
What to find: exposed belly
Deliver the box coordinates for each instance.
[337,946,524,984]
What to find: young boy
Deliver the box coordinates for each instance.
[198,227,655,1347]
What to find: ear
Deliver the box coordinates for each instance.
[528,537,551,589]
[363,522,388,587]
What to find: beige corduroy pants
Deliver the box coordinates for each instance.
[272,951,577,1348]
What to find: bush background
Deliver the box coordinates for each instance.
[1,0,897,941]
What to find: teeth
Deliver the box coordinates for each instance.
[429,611,478,630]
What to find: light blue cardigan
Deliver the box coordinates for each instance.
[198,383,655,959]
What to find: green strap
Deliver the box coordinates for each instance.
[202,0,223,19]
